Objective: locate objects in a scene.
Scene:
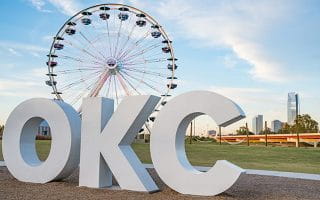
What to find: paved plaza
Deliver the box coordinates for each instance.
[1,166,320,200]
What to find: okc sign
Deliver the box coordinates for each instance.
[2,91,246,196]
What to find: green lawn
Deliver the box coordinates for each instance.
[1,140,320,174]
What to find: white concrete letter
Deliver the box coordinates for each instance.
[2,98,81,183]
[79,95,160,192]
[150,91,246,196]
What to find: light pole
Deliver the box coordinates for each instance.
[189,121,193,144]
[295,93,300,148]
[246,122,249,146]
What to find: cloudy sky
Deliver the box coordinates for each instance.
[1,0,320,133]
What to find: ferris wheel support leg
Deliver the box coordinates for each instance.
[144,123,152,143]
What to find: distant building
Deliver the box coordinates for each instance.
[287,92,299,125]
[38,120,51,136]
[271,120,282,133]
[208,130,217,136]
[252,115,263,135]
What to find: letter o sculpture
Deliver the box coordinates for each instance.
[2,98,81,183]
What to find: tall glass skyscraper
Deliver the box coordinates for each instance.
[287,92,299,125]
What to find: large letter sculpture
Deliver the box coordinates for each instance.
[79,95,160,192]
[2,98,81,183]
[150,91,246,196]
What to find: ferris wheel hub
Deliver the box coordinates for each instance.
[106,58,117,69]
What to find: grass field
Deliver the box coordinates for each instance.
[1,140,320,174]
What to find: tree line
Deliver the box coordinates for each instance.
[278,114,318,134]
[236,114,319,135]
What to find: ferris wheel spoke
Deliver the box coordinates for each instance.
[68,34,106,61]
[121,67,167,78]
[118,72,141,95]
[124,58,168,66]
[114,20,123,58]
[63,40,106,64]
[111,9,117,57]
[59,71,102,91]
[79,31,108,60]
[122,42,165,63]
[69,77,103,105]
[56,68,102,75]
[123,65,167,69]
[118,29,151,60]
[89,70,111,97]
[113,76,119,105]
[115,73,130,96]
[105,20,113,57]
[58,55,105,66]
[121,43,161,63]
[105,76,112,98]
[121,71,162,94]
[57,55,106,67]
[122,69,167,87]
[124,50,165,65]
[115,12,136,58]
[70,93,84,105]
[116,23,137,59]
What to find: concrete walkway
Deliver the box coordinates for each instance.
[245,169,320,181]
[143,164,320,181]
[1,161,319,181]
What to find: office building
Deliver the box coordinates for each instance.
[271,120,282,133]
[252,115,263,135]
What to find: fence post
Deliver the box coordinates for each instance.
[265,121,268,147]
[219,126,222,145]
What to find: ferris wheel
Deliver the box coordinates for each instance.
[45,4,178,129]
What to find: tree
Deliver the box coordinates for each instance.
[293,114,318,133]
[236,126,246,135]
[262,127,271,135]
[0,125,4,137]
[278,123,291,134]
[236,126,254,135]
[278,114,319,134]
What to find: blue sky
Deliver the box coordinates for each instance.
[1,0,320,133]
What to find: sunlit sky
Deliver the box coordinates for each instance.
[1,0,320,134]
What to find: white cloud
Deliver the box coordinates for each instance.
[0,79,37,91]
[0,76,50,124]
[30,67,47,78]
[28,0,80,16]
[0,68,50,98]
[223,54,241,69]
[154,0,296,82]
[209,86,270,104]
[47,0,81,16]
[8,48,21,56]
[0,40,47,53]
[28,0,52,12]
[42,35,54,42]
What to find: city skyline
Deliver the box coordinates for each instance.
[1,0,320,134]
